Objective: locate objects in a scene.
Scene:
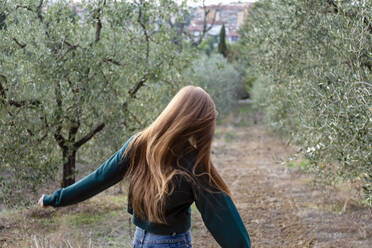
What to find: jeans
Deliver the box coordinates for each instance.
[133,226,192,248]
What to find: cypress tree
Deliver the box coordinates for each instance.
[218,24,228,57]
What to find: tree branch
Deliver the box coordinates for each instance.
[60,44,79,60]
[36,114,50,142]
[327,0,371,34]
[0,74,7,101]
[68,121,80,143]
[16,0,44,23]
[53,82,66,149]
[122,101,143,127]
[189,2,221,47]
[128,77,148,98]
[95,12,102,43]
[1,74,41,107]
[327,0,338,13]
[93,1,106,44]
[205,5,219,33]
[128,59,164,98]
[12,37,26,48]
[103,57,121,66]
[127,109,143,126]
[26,128,34,136]
[8,99,41,107]
[137,1,150,62]
[202,2,220,43]
[36,0,44,22]
[16,5,34,12]
[63,40,85,51]
[16,0,48,40]
[54,129,66,149]
[65,76,81,142]
[74,122,105,148]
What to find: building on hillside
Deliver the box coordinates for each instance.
[187,1,253,43]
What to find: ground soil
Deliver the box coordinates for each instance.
[0,107,371,248]
[191,112,372,248]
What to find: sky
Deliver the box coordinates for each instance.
[183,0,257,7]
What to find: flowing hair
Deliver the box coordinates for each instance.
[122,85,231,224]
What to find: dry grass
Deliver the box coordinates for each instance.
[0,192,135,248]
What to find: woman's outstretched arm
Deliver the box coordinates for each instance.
[41,135,135,208]
[193,180,251,248]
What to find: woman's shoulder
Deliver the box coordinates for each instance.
[178,147,199,172]
[125,132,142,147]
[120,133,141,159]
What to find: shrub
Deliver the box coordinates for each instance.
[184,54,241,117]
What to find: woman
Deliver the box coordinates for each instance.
[38,85,251,248]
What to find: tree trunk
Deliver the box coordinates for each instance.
[61,149,77,188]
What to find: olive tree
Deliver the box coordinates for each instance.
[239,0,371,203]
[0,0,194,206]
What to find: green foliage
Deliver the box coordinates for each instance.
[226,42,243,63]
[240,0,372,203]
[286,159,310,170]
[198,35,218,56]
[184,54,240,117]
[0,0,194,207]
[244,76,256,95]
[218,24,228,58]
[226,42,250,99]
[243,66,257,97]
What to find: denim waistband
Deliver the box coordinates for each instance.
[134,226,192,244]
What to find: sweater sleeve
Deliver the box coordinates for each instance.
[43,135,135,207]
[193,181,251,248]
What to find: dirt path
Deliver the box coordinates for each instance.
[1,110,371,248]
[191,123,372,248]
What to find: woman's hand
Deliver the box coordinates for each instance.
[38,194,47,208]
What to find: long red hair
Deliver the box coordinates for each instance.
[122,85,230,223]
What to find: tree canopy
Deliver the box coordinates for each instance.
[0,0,194,206]
[240,0,371,203]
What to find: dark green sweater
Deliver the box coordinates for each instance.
[43,135,251,248]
